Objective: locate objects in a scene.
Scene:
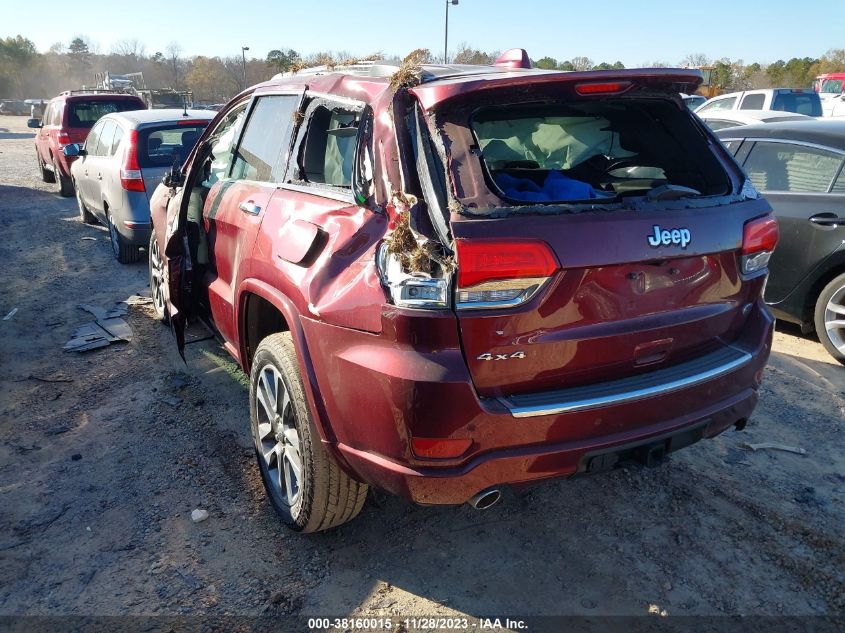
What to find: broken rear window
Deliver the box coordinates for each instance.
[467,99,731,205]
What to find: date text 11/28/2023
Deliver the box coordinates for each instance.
[307,617,528,630]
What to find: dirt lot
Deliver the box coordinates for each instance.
[1,114,843,630]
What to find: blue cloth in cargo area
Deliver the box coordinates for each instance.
[496,170,602,202]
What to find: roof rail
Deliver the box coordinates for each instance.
[58,88,131,96]
[273,60,401,81]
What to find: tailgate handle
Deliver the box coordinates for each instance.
[809,213,842,228]
[633,338,673,367]
[239,201,261,215]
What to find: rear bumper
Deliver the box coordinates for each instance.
[336,386,758,505]
[112,190,152,247]
[303,300,773,506]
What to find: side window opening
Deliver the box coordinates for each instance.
[110,126,124,156]
[95,121,117,157]
[698,96,735,113]
[204,103,248,186]
[85,122,103,156]
[231,94,299,183]
[297,104,361,188]
[744,142,843,193]
[739,94,765,110]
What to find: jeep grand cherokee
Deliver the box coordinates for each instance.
[149,51,777,532]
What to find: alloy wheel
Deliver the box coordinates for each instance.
[823,283,845,355]
[254,364,302,507]
[149,236,166,317]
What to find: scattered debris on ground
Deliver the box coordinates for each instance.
[742,442,808,455]
[63,298,148,352]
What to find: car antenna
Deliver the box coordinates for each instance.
[182,97,188,117]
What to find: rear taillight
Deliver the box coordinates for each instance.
[455,239,559,309]
[120,129,145,193]
[57,131,71,147]
[741,214,779,275]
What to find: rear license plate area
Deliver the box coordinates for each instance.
[581,421,709,474]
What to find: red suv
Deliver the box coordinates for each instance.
[149,52,777,532]
[28,91,146,196]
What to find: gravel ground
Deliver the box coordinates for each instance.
[0,115,843,630]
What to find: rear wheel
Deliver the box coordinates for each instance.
[107,209,141,264]
[75,183,97,224]
[250,332,368,532]
[148,230,168,323]
[38,153,55,183]
[53,158,74,197]
[814,272,845,365]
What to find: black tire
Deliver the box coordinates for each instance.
[38,153,55,183]
[250,332,368,532]
[148,230,169,324]
[107,209,141,264]
[53,158,74,197]
[814,272,845,365]
[75,183,97,224]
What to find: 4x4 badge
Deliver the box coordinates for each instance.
[477,351,526,361]
[648,225,691,249]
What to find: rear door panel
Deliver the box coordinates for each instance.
[204,180,276,346]
[761,192,845,303]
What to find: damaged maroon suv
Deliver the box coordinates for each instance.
[149,50,777,532]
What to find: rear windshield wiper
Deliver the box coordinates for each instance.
[645,184,702,201]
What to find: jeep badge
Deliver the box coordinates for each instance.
[648,225,691,249]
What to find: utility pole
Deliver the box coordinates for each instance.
[241,46,250,90]
[444,0,458,64]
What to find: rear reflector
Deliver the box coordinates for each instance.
[411,437,472,459]
[741,215,779,274]
[456,239,559,288]
[574,81,632,95]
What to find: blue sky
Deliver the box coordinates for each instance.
[4,0,843,66]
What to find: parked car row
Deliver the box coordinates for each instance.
[0,100,28,116]
[31,59,842,534]
[64,109,214,262]
[26,90,215,262]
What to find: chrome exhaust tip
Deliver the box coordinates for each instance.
[468,488,502,510]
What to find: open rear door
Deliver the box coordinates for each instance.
[163,184,192,360]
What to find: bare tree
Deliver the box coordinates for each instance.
[680,53,711,68]
[166,42,183,89]
[570,56,593,71]
[111,39,146,59]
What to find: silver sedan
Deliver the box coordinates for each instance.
[65,109,214,263]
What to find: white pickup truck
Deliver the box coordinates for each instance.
[816,76,845,117]
[695,88,826,117]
